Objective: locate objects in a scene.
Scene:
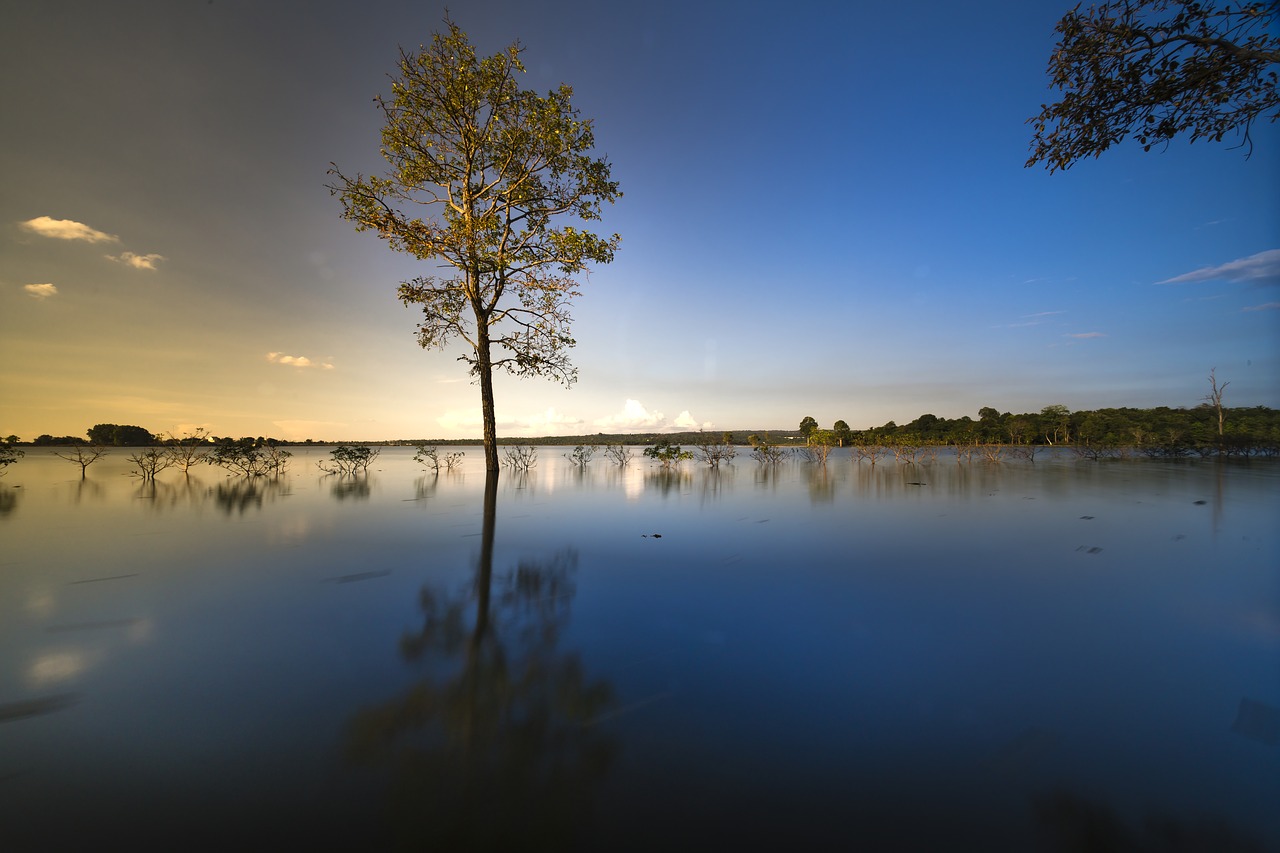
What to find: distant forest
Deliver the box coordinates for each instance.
[7,404,1279,455]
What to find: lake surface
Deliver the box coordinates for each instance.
[1,446,1277,850]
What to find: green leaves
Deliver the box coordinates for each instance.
[1027,0,1279,171]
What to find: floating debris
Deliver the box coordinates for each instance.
[642,533,663,539]
[1079,516,1095,520]
[329,570,391,584]
[1075,546,1103,554]
[70,573,139,585]
[1193,500,1208,505]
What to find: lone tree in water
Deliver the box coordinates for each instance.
[1027,0,1279,171]
[328,19,621,474]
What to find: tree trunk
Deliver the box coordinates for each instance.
[474,312,500,475]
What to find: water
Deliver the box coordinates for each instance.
[1,447,1277,850]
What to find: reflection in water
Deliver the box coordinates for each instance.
[132,476,209,513]
[212,476,288,515]
[0,487,17,517]
[328,474,372,501]
[346,471,617,848]
[806,466,835,503]
[1034,789,1264,852]
[413,473,439,503]
[644,468,690,497]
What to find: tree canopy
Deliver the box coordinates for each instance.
[1027,0,1280,171]
[328,18,621,473]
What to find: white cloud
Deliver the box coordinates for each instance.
[1157,249,1280,286]
[107,251,165,270]
[19,216,118,243]
[23,283,58,299]
[1243,302,1280,312]
[502,407,584,435]
[1064,332,1106,339]
[266,351,333,369]
[594,399,665,430]
[673,410,713,430]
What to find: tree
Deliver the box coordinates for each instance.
[328,19,621,474]
[54,445,109,477]
[0,439,22,473]
[87,423,154,446]
[163,429,210,474]
[643,440,692,469]
[1205,367,1230,437]
[798,416,818,443]
[1028,0,1280,172]
[833,420,852,447]
[318,445,380,475]
[1041,404,1071,444]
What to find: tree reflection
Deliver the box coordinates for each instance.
[328,474,372,502]
[0,487,17,517]
[212,477,288,515]
[346,471,617,848]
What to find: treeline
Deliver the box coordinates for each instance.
[7,406,1280,452]
[807,405,1280,453]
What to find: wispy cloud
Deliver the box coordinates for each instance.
[266,352,334,369]
[19,216,118,243]
[1064,332,1106,339]
[23,283,58,299]
[1157,249,1280,286]
[107,251,166,270]
[1243,302,1280,312]
[995,310,1064,329]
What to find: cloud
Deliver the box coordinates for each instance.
[23,283,58,299]
[501,407,584,435]
[1064,332,1106,339]
[266,352,334,369]
[673,410,713,430]
[107,251,165,270]
[1157,249,1280,286]
[1243,302,1280,312]
[594,399,665,430]
[19,216,118,243]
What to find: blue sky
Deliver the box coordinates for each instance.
[2,0,1276,441]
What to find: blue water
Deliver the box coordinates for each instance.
[1,447,1277,850]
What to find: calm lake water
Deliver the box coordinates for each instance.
[1,446,1277,850]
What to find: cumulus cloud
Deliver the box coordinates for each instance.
[107,251,166,270]
[504,407,584,434]
[673,410,713,430]
[594,399,665,430]
[266,352,334,369]
[1064,332,1106,339]
[1157,249,1280,286]
[1243,302,1280,312]
[19,216,118,243]
[23,283,58,299]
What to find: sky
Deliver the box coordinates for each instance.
[2,0,1277,442]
